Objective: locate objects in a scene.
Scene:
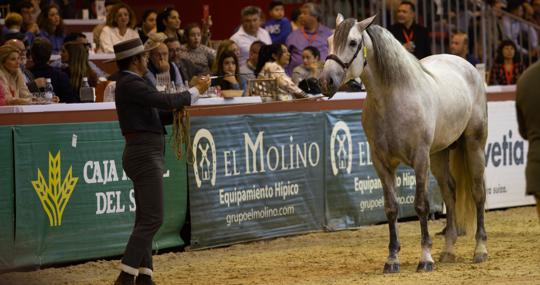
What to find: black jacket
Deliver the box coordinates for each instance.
[115,71,191,135]
[389,22,431,60]
[29,62,79,103]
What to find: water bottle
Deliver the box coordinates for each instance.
[79,77,96,102]
[44,78,54,103]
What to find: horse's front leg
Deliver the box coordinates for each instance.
[372,153,400,273]
[413,151,434,272]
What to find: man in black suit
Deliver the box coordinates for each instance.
[113,38,210,285]
[389,1,431,59]
[165,37,197,82]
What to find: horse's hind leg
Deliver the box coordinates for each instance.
[371,154,400,273]
[464,135,488,263]
[430,149,458,263]
[412,150,434,272]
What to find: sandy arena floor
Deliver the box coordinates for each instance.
[1,206,539,285]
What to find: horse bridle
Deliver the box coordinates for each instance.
[325,31,369,71]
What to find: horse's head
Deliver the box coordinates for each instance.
[320,14,376,97]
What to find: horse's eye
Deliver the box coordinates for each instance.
[349,40,357,48]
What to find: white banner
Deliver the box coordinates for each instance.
[485,101,535,209]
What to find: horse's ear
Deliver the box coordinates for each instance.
[356,14,377,32]
[336,13,344,27]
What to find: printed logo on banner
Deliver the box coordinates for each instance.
[330,121,353,175]
[31,151,79,226]
[192,128,217,188]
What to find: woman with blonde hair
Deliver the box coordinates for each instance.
[62,41,97,96]
[0,45,32,105]
[99,3,139,53]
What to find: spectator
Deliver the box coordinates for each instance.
[449,32,479,66]
[99,3,138,53]
[389,1,431,59]
[62,42,98,96]
[212,50,244,91]
[532,0,540,26]
[4,38,45,93]
[157,7,183,42]
[489,40,525,85]
[2,12,24,43]
[212,40,241,72]
[179,23,216,76]
[0,45,32,105]
[516,60,540,221]
[502,0,539,57]
[29,37,77,103]
[165,37,197,82]
[255,43,308,100]
[137,9,157,44]
[239,40,264,84]
[264,1,292,45]
[92,0,121,52]
[13,0,40,40]
[290,7,302,31]
[144,32,187,91]
[230,6,272,67]
[51,32,108,78]
[292,46,322,84]
[285,2,332,75]
[37,4,65,54]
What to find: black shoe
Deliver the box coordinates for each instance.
[135,274,156,285]
[114,271,135,285]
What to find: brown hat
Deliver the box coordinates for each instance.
[109,38,157,62]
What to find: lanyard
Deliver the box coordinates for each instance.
[402,29,414,43]
[504,64,514,84]
[302,27,318,45]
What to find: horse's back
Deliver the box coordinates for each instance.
[420,54,487,152]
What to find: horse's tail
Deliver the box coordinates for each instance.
[450,141,477,235]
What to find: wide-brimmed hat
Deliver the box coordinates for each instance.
[108,38,157,62]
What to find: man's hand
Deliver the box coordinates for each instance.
[34,77,46,88]
[192,75,211,94]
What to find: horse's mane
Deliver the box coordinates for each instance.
[366,25,431,87]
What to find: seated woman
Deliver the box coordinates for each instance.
[137,9,157,44]
[0,45,32,105]
[179,23,216,75]
[99,3,139,53]
[212,50,244,91]
[489,40,525,85]
[62,41,98,97]
[292,46,323,84]
[37,4,65,55]
[156,7,183,42]
[255,43,308,100]
[212,40,241,72]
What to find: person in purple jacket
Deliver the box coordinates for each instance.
[285,2,332,75]
[264,1,292,45]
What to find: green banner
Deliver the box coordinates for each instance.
[0,126,14,271]
[188,113,326,249]
[13,123,186,268]
[325,110,442,230]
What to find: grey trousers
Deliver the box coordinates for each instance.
[121,132,165,271]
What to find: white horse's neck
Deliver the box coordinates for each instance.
[360,26,430,96]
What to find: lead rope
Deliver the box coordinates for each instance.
[172,109,194,164]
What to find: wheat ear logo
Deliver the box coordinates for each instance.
[31,151,79,226]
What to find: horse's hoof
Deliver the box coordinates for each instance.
[383,263,400,273]
[416,261,434,272]
[473,253,488,263]
[439,252,456,263]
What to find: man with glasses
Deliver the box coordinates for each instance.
[165,37,196,84]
